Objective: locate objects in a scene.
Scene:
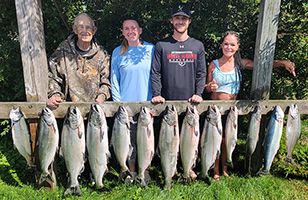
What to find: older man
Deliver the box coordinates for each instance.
[47,13,111,108]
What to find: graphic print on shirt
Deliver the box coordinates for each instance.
[166,51,197,67]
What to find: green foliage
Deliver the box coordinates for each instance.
[0,0,25,101]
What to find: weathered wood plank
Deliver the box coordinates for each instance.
[248,0,282,176]
[15,0,48,102]
[250,0,281,100]
[2,100,308,119]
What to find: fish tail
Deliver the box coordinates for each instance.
[256,169,269,176]
[284,156,295,166]
[38,172,54,185]
[63,185,82,197]
[135,173,146,187]
[224,160,234,168]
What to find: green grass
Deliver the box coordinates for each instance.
[0,174,307,199]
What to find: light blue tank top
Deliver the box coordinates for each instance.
[212,59,241,94]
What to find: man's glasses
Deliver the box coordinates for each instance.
[76,24,94,31]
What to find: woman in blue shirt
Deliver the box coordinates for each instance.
[205,30,296,182]
[111,19,154,182]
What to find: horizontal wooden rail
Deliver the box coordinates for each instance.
[1,100,308,119]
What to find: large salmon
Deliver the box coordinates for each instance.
[257,106,284,175]
[246,106,262,157]
[37,107,59,185]
[60,106,86,197]
[245,106,262,175]
[87,104,110,189]
[111,106,133,181]
[179,106,199,185]
[200,105,222,185]
[158,105,179,190]
[136,107,154,187]
[284,103,301,166]
[9,106,32,167]
[224,106,238,168]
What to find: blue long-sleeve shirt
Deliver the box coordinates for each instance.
[111,42,154,101]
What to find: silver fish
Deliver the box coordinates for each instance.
[284,103,301,166]
[179,106,199,185]
[9,106,32,167]
[224,106,238,168]
[245,106,262,175]
[246,106,262,157]
[60,106,85,197]
[158,105,179,190]
[200,105,222,185]
[136,107,154,187]
[87,104,110,189]
[111,106,133,181]
[257,106,284,175]
[37,107,59,185]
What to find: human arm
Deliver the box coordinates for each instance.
[242,58,296,76]
[110,48,121,101]
[192,43,207,102]
[150,43,164,103]
[204,61,218,93]
[47,49,66,108]
[96,48,112,101]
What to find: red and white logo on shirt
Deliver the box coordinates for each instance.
[166,51,197,67]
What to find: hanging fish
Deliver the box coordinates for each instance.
[136,107,154,187]
[200,105,222,185]
[37,107,59,185]
[158,105,179,190]
[257,106,284,176]
[284,103,301,166]
[60,106,86,197]
[179,106,199,185]
[87,104,110,189]
[9,106,32,167]
[224,106,238,168]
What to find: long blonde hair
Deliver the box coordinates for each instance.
[120,19,141,55]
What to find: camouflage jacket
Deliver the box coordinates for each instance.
[48,34,111,102]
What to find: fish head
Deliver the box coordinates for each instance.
[41,107,55,126]
[228,106,238,121]
[116,106,129,125]
[65,106,83,129]
[273,106,284,121]
[89,104,105,126]
[288,103,299,120]
[207,105,221,126]
[163,105,178,126]
[185,106,199,126]
[9,106,23,123]
[139,107,153,126]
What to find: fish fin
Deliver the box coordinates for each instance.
[284,157,295,166]
[63,185,82,197]
[100,126,105,141]
[78,128,82,139]
[147,128,151,138]
[224,160,234,168]
[194,128,199,137]
[256,169,269,176]
[209,162,215,170]
[156,146,160,158]
[59,147,63,157]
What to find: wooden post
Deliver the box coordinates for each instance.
[15,0,54,190]
[246,0,282,175]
